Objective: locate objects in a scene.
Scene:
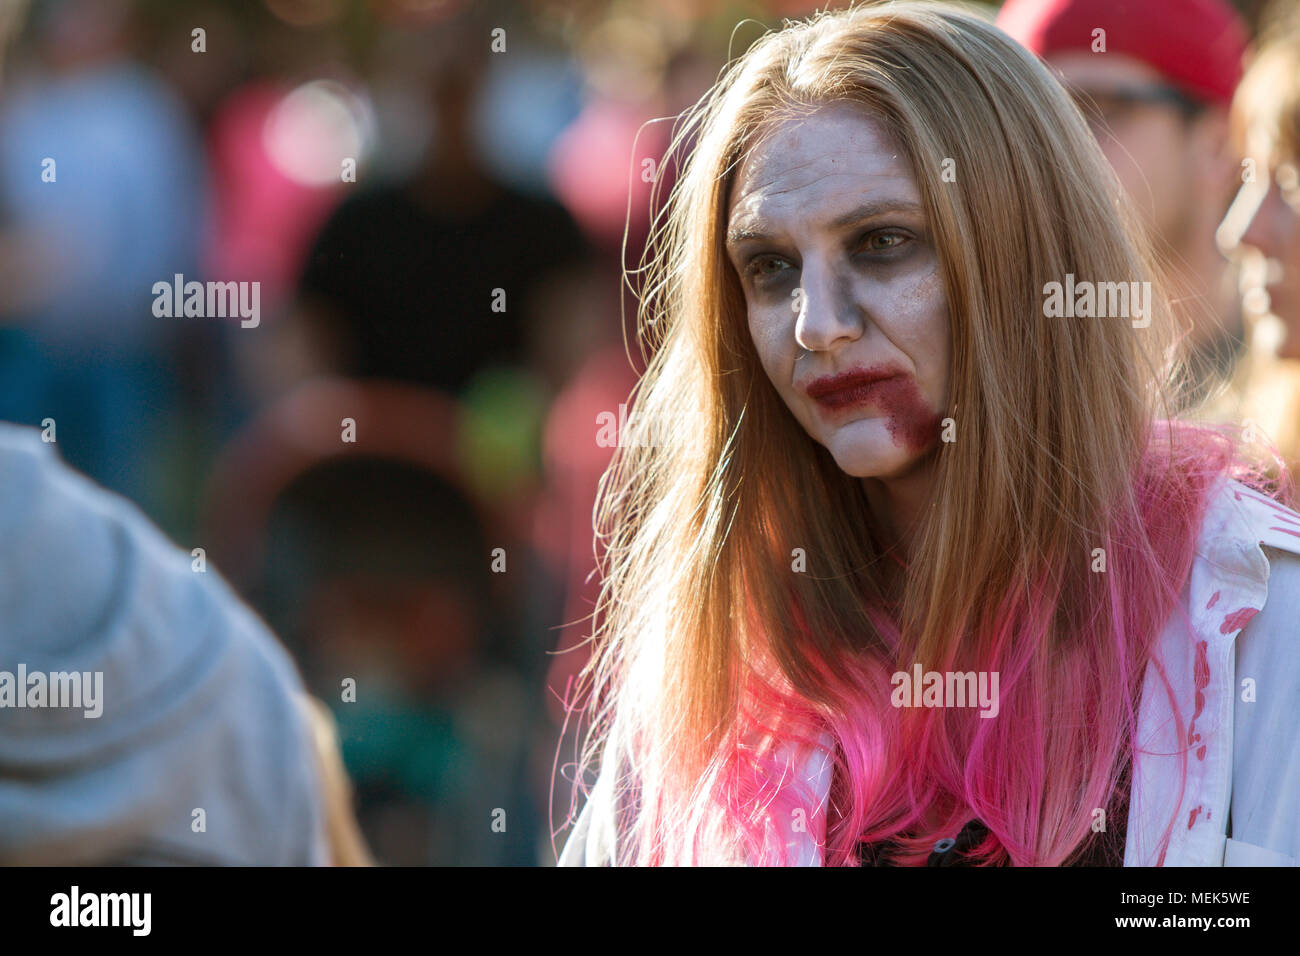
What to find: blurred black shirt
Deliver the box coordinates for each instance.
[299,180,589,393]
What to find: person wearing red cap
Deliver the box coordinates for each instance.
[997,0,1250,407]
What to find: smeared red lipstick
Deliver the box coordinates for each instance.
[805,367,898,409]
[803,365,942,452]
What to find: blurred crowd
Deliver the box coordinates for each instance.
[0,0,1298,865]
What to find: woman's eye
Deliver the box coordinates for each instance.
[747,256,789,279]
[861,231,908,253]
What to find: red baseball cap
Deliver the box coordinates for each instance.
[996,0,1249,108]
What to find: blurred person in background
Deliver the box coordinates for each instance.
[0,0,206,520]
[259,451,540,865]
[198,372,551,865]
[0,0,367,869]
[292,9,591,401]
[1217,4,1300,480]
[1235,12,1300,353]
[997,0,1251,410]
[252,4,595,864]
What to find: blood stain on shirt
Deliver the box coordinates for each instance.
[1220,608,1258,634]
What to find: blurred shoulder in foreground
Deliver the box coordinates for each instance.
[0,422,361,865]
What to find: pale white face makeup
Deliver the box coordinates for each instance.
[725,100,951,481]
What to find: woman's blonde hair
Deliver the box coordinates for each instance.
[564,0,1280,866]
[1233,2,1300,169]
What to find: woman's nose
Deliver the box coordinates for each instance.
[1239,182,1286,260]
[793,260,864,353]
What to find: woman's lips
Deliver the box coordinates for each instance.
[805,367,900,410]
[802,366,944,451]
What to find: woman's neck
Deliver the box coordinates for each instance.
[862,454,938,562]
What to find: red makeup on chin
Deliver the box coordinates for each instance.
[862,376,942,452]
[807,367,942,453]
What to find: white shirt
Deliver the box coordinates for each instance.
[559,475,1300,866]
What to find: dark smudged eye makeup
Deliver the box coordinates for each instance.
[859,230,910,252]
[740,227,916,287]
[745,254,791,279]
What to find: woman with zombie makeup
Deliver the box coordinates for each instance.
[556,2,1300,867]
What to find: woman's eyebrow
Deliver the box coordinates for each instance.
[726,198,924,245]
[828,198,923,228]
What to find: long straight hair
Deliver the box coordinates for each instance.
[564,0,1290,866]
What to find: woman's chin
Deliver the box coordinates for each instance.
[1277,325,1300,361]
[824,438,911,479]
[1274,314,1300,361]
